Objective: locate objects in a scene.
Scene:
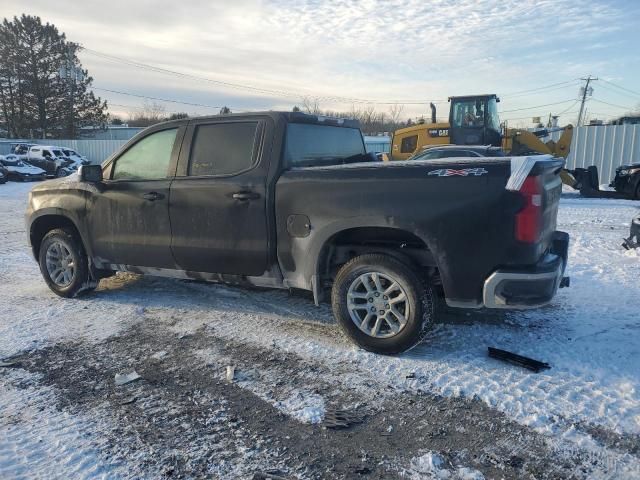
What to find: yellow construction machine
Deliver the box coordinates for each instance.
[387,94,576,186]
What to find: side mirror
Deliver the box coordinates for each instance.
[78,164,103,183]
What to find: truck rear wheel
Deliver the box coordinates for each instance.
[38,228,96,297]
[331,254,435,354]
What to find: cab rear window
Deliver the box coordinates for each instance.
[285,123,365,167]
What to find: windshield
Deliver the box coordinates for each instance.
[452,99,485,128]
[284,123,365,167]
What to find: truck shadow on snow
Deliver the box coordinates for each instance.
[86,272,560,355]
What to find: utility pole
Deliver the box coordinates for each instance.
[577,76,597,126]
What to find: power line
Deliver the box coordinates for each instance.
[596,82,640,101]
[84,49,306,101]
[591,98,635,110]
[93,86,249,112]
[85,48,445,106]
[500,99,576,113]
[599,78,640,99]
[83,47,584,108]
[501,80,581,99]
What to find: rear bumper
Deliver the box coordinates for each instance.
[483,231,569,309]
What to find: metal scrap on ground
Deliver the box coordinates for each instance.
[114,371,141,386]
[488,347,551,373]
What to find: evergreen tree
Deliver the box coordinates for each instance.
[0,14,107,138]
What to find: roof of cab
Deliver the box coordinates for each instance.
[146,111,361,130]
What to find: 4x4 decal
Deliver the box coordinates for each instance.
[428,168,489,177]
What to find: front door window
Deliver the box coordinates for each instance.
[112,128,177,180]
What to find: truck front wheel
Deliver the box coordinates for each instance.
[331,254,435,354]
[38,228,96,297]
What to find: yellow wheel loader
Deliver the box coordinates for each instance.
[387,94,577,187]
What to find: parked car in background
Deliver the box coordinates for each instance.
[409,144,506,161]
[0,154,46,181]
[60,148,90,169]
[12,143,36,160]
[610,163,640,199]
[27,146,74,177]
[0,163,8,184]
[26,112,569,354]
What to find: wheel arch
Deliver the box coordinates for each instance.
[29,212,86,261]
[305,222,440,304]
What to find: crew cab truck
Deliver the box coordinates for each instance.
[26,112,569,354]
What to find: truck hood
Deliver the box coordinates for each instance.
[30,173,82,191]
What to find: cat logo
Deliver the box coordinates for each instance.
[428,128,449,138]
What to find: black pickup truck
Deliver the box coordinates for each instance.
[26,112,569,354]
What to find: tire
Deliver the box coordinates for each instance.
[38,228,96,297]
[331,254,435,354]
[55,168,66,178]
[634,181,640,200]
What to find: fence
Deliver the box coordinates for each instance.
[0,139,127,164]
[2,125,637,181]
[532,124,639,182]
[1,137,390,164]
[364,136,391,153]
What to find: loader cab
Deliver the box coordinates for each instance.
[448,95,501,147]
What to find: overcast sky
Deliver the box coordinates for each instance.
[4,0,640,125]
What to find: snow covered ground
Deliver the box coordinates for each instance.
[1,181,639,479]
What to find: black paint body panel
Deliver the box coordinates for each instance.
[26,111,565,307]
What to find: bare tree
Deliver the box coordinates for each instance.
[127,101,167,127]
[388,104,404,124]
[288,101,412,135]
[302,96,321,115]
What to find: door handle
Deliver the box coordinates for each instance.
[142,191,164,201]
[232,191,260,201]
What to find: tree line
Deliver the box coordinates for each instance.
[121,100,416,135]
[0,14,108,139]
[297,97,415,134]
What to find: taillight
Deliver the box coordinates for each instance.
[515,176,543,243]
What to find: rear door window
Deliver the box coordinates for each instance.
[188,122,259,176]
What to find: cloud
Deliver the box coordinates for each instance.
[1,0,638,121]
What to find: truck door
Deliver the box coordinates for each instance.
[86,126,184,268]
[169,118,271,276]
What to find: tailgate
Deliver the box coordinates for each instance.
[535,159,564,251]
